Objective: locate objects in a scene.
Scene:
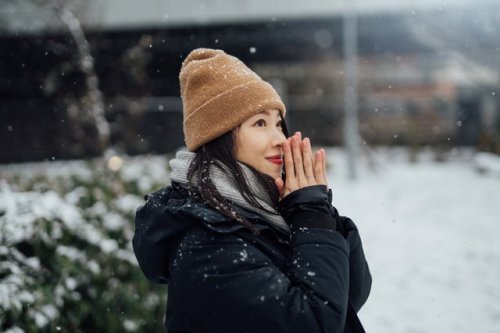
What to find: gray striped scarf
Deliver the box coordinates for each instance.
[169,150,290,235]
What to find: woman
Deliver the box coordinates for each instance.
[133,48,371,332]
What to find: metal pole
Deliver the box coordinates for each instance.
[343,10,359,180]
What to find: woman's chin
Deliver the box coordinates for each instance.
[253,164,281,180]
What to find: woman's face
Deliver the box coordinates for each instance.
[234,109,286,179]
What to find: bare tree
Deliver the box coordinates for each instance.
[48,0,110,155]
[2,0,111,156]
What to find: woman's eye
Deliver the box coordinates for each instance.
[276,121,282,128]
[255,119,266,127]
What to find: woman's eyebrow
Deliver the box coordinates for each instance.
[249,110,280,122]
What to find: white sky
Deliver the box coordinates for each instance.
[98,0,494,28]
[1,0,497,32]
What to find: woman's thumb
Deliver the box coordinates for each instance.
[275,178,284,193]
[274,177,285,192]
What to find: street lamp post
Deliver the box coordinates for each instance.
[343,9,360,180]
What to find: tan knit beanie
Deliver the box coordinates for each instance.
[179,48,286,151]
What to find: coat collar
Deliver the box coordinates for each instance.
[170,182,290,245]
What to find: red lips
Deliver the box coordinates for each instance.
[266,155,283,165]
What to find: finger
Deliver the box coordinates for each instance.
[275,177,284,191]
[310,143,316,174]
[314,150,324,184]
[275,177,285,198]
[301,138,316,184]
[316,149,327,185]
[291,134,306,185]
[322,149,328,186]
[282,139,296,185]
[314,149,327,186]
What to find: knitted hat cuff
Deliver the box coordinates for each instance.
[184,80,286,151]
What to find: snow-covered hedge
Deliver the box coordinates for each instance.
[473,152,500,177]
[0,155,171,332]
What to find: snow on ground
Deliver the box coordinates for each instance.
[326,147,500,333]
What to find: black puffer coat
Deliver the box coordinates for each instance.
[133,182,372,333]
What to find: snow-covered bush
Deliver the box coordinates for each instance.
[473,152,500,177]
[0,155,171,332]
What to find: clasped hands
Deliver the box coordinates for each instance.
[275,132,328,199]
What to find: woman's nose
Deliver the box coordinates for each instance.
[272,129,287,147]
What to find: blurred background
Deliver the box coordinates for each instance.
[1,0,499,332]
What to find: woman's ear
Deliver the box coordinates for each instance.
[232,124,242,137]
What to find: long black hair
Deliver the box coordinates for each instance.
[186,115,290,235]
